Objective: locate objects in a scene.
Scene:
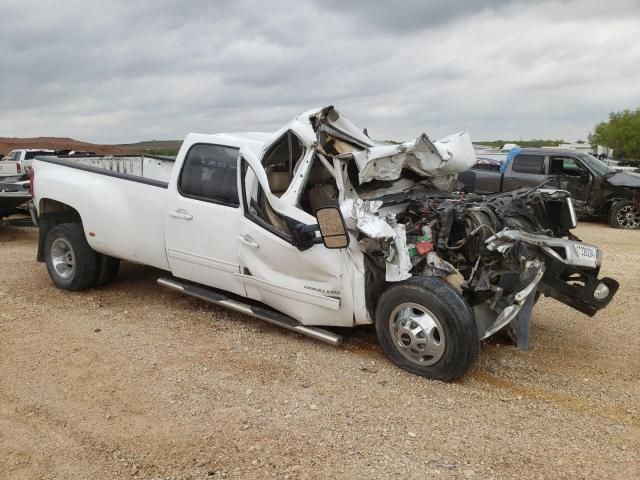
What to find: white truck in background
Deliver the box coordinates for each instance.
[4,149,55,173]
[31,106,618,381]
[1,153,31,221]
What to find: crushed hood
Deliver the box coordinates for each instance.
[311,106,476,185]
[607,171,640,188]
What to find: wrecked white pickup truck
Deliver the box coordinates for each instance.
[31,107,618,381]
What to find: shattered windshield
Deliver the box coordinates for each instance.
[576,153,614,176]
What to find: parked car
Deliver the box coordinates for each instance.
[30,107,618,381]
[460,148,640,228]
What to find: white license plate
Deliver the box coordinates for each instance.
[575,244,598,260]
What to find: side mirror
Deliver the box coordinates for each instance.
[315,206,350,249]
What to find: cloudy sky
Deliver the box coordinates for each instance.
[1,0,639,144]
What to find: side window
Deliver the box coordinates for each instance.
[299,155,339,215]
[179,144,240,206]
[550,156,587,177]
[241,159,291,239]
[261,131,305,198]
[471,159,501,171]
[511,154,545,174]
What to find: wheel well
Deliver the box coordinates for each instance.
[36,199,83,262]
[599,196,625,216]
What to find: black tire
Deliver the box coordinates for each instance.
[607,200,640,229]
[44,223,99,291]
[95,254,121,287]
[375,276,479,382]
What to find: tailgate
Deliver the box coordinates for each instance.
[0,161,19,176]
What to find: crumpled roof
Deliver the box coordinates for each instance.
[311,106,476,185]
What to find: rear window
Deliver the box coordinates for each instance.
[511,154,545,174]
[179,144,240,206]
[25,151,54,159]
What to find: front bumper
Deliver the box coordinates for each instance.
[487,229,619,317]
[538,263,619,316]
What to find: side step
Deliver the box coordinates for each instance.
[157,277,343,346]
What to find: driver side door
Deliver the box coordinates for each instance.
[548,155,592,207]
[234,149,354,327]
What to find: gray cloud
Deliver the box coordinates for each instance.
[0,0,639,144]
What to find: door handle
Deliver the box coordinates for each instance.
[169,209,193,220]
[238,234,259,249]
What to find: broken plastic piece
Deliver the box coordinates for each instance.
[415,241,433,256]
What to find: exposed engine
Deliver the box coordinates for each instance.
[353,186,616,344]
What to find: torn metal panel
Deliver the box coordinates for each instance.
[352,132,476,185]
[385,221,412,282]
[477,259,545,340]
[311,106,375,150]
[310,106,476,187]
[349,199,396,239]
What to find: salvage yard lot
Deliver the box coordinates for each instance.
[0,223,638,479]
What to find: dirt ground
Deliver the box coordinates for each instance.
[0,222,638,479]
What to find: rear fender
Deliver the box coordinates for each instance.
[36,199,82,262]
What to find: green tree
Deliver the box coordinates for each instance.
[589,108,640,162]
[474,139,565,149]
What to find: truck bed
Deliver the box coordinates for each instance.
[36,154,175,185]
[32,155,174,270]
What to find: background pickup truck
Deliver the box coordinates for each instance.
[3,149,55,173]
[1,156,31,220]
[460,147,640,229]
[31,107,618,382]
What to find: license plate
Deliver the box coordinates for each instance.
[575,244,598,260]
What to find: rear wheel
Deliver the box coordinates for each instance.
[375,277,479,382]
[608,200,640,229]
[44,223,99,291]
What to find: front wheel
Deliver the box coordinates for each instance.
[608,200,640,229]
[375,277,479,382]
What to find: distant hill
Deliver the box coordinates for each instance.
[114,140,183,156]
[0,137,182,157]
[0,137,136,156]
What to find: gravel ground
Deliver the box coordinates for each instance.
[0,222,638,479]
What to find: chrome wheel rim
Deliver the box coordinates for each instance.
[389,302,446,366]
[616,205,640,229]
[51,238,75,280]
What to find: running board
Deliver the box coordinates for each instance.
[157,277,343,346]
